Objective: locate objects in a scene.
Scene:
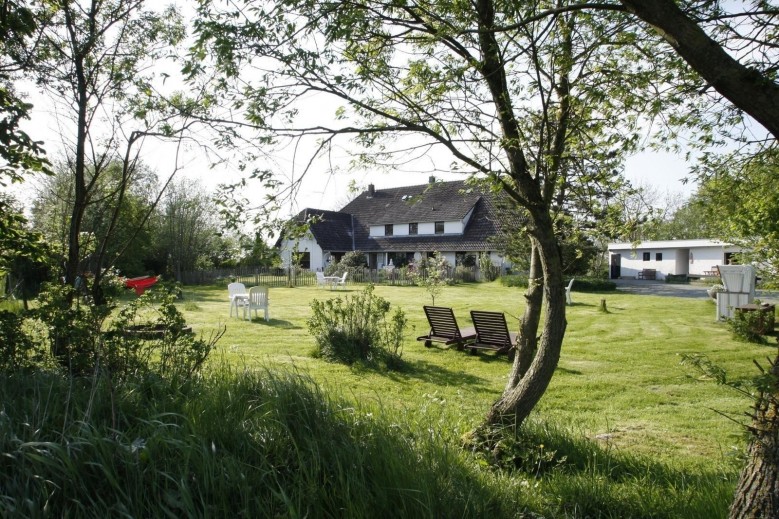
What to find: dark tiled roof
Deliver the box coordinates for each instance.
[287,209,355,251]
[340,180,482,224]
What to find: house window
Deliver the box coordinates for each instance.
[435,221,444,234]
[642,252,650,261]
[409,222,418,235]
[656,253,663,262]
[385,224,393,236]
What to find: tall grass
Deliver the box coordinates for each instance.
[0,365,525,517]
[1,361,736,517]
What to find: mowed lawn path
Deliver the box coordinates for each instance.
[178,281,766,470]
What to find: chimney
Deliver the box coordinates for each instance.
[428,175,436,184]
[367,184,375,198]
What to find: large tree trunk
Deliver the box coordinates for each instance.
[620,0,779,140]
[508,243,543,387]
[729,358,779,518]
[474,0,568,429]
[485,215,566,427]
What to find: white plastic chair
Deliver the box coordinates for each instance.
[315,271,328,288]
[565,278,574,306]
[228,282,248,317]
[333,271,348,290]
[245,286,270,322]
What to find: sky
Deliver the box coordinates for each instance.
[11,96,699,223]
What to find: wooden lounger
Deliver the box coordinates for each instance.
[417,306,476,349]
[467,310,517,359]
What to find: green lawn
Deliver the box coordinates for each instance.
[180,281,764,470]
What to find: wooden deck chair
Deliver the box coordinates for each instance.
[417,306,476,349]
[468,310,517,359]
[245,286,270,322]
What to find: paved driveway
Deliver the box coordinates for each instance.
[612,278,779,304]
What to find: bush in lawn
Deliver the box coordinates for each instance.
[27,280,218,383]
[500,273,529,288]
[308,285,407,367]
[727,304,774,344]
[103,290,223,383]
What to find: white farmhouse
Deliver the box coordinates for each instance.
[278,178,512,271]
[607,239,744,280]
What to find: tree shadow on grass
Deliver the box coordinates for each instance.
[246,318,303,329]
[474,419,738,518]
[355,358,491,389]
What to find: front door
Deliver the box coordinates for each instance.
[610,254,621,279]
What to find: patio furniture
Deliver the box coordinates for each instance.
[637,269,656,280]
[317,271,343,289]
[245,285,270,322]
[467,310,517,359]
[228,282,248,317]
[417,306,476,349]
[565,278,574,306]
[716,264,757,320]
[333,271,348,290]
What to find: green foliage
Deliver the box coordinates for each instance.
[34,282,112,375]
[571,278,617,292]
[727,305,776,344]
[23,279,217,382]
[0,368,528,517]
[0,310,48,372]
[500,274,529,288]
[501,275,615,292]
[408,252,450,304]
[307,285,407,367]
[104,290,222,383]
[325,250,366,276]
[696,148,779,287]
[478,252,500,282]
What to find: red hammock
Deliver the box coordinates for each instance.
[124,276,159,295]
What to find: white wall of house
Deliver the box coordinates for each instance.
[279,236,325,270]
[608,240,742,279]
[369,219,463,237]
[439,251,457,266]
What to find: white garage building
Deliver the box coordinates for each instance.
[607,239,743,280]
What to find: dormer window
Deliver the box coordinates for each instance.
[385,224,394,236]
[409,223,418,235]
[435,221,444,234]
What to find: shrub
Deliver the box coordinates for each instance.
[30,281,219,383]
[0,310,48,372]
[571,277,617,292]
[325,250,367,276]
[500,276,616,292]
[408,252,450,304]
[307,285,407,367]
[478,252,500,282]
[500,274,529,288]
[103,291,223,383]
[728,303,775,344]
